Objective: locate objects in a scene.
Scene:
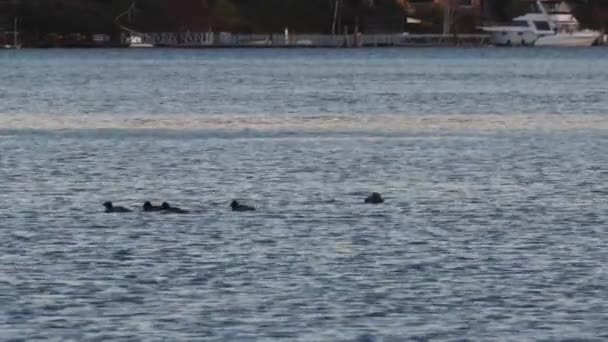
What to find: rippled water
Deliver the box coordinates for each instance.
[1,48,608,340]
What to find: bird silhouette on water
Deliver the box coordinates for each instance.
[103,201,132,213]
[230,200,256,212]
[364,192,384,204]
[161,202,189,214]
[143,201,163,212]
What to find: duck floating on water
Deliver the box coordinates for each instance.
[103,201,132,213]
[364,192,384,204]
[143,201,163,212]
[161,202,189,214]
[230,200,255,212]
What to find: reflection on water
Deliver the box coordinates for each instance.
[1,48,608,340]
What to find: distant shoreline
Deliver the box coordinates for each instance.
[7,45,608,49]
[13,44,495,49]
[5,33,496,49]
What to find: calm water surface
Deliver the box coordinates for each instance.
[1,48,608,341]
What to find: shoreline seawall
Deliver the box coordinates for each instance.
[5,33,493,49]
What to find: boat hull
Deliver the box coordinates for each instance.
[484,31,539,46]
[534,32,600,47]
[483,30,600,47]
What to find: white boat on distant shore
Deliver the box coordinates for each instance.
[480,0,600,47]
[128,36,154,48]
[115,1,154,48]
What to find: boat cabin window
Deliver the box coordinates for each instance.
[534,21,551,31]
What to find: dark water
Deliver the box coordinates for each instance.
[1,48,608,341]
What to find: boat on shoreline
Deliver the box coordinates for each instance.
[128,35,154,48]
[480,0,600,47]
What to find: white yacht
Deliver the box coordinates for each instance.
[481,0,600,47]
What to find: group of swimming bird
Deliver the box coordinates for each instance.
[103,192,385,214]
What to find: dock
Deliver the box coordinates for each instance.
[126,32,491,48]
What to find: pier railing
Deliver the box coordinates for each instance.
[123,32,490,47]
